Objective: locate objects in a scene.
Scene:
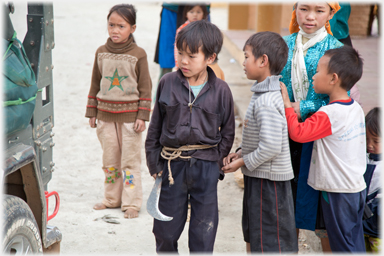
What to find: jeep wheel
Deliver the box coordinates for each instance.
[3,195,43,254]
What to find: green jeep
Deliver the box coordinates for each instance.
[3,3,62,253]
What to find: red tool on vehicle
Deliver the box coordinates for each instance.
[45,191,60,221]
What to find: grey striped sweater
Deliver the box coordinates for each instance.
[241,75,294,181]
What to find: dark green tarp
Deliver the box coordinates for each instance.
[3,34,38,135]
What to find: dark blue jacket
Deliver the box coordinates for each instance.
[363,153,381,238]
[145,67,235,178]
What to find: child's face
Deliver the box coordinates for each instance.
[366,129,381,154]
[177,46,214,80]
[312,55,333,94]
[295,2,334,34]
[242,45,264,81]
[186,6,205,22]
[108,12,136,44]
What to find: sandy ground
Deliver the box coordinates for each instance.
[10,2,322,255]
[12,2,244,255]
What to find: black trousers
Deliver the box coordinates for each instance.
[153,159,220,253]
[242,176,298,253]
[289,138,302,211]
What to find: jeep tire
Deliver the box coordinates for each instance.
[3,195,43,254]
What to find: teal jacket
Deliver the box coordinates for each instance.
[280,33,343,120]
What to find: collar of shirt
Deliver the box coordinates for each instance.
[251,75,282,93]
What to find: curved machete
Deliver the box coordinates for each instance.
[146,174,173,221]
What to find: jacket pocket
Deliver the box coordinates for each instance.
[194,107,220,139]
[163,102,180,134]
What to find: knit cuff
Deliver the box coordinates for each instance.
[137,109,150,121]
[242,154,253,172]
[85,107,97,118]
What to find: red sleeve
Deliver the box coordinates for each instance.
[285,108,332,143]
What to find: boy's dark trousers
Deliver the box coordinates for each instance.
[321,190,366,252]
[153,159,220,252]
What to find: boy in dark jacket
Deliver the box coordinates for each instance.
[363,107,381,252]
[145,20,235,253]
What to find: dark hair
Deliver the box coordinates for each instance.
[323,46,363,91]
[182,4,209,23]
[243,31,288,75]
[366,107,381,137]
[176,20,223,60]
[108,4,136,25]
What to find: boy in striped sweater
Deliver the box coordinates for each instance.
[222,31,297,253]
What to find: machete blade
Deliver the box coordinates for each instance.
[146,175,173,221]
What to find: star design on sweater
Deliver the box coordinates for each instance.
[105,69,128,91]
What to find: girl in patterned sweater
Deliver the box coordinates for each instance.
[85,4,152,219]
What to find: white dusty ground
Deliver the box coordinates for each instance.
[10,2,321,255]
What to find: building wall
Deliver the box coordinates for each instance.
[349,4,373,37]
[228,3,376,37]
[228,4,249,30]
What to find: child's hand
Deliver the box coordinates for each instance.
[280,82,292,109]
[134,119,146,133]
[152,171,163,179]
[291,102,302,120]
[221,158,245,173]
[223,152,241,166]
[89,117,97,128]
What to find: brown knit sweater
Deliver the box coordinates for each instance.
[85,36,152,123]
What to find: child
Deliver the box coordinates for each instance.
[174,5,225,81]
[330,2,363,106]
[173,5,225,81]
[279,1,344,234]
[221,31,298,253]
[363,107,381,253]
[145,20,235,253]
[174,4,208,68]
[281,46,366,252]
[85,4,152,219]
